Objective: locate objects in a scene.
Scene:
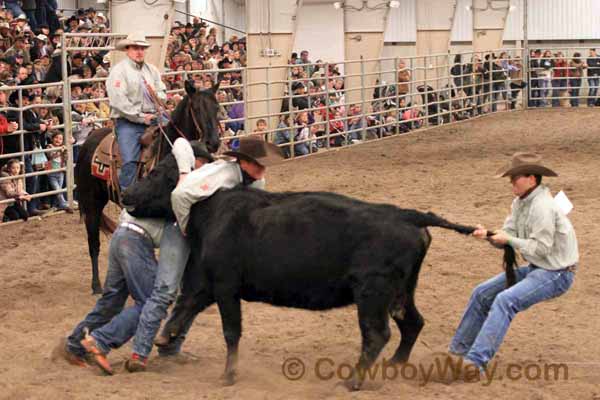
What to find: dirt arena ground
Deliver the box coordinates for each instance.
[1,109,599,400]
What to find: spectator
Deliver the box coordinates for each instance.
[274,114,292,157]
[86,84,110,119]
[45,130,72,212]
[551,52,567,107]
[568,52,585,107]
[529,49,542,107]
[294,111,316,156]
[538,50,553,107]
[471,55,485,115]
[586,48,600,107]
[508,56,526,110]
[252,118,268,141]
[397,60,411,99]
[0,159,30,221]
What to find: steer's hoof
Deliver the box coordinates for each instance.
[92,284,102,295]
[343,377,362,391]
[220,371,236,386]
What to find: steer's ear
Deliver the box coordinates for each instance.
[185,79,196,96]
[210,81,220,95]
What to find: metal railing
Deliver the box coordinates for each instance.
[2,36,599,225]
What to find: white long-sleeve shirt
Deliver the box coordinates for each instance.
[171,159,265,233]
[503,185,579,270]
[106,57,166,124]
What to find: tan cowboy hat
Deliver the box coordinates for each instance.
[223,137,285,168]
[115,32,151,51]
[495,152,558,178]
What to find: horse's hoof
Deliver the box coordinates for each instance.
[92,286,102,295]
[220,372,236,386]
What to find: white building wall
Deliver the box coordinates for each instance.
[451,0,473,42]
[384,0,417,42]
[505,0,600,41]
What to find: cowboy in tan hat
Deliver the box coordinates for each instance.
[106,31,166,190]
[441,151,579,381]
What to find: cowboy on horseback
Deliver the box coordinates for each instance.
[106,32,167,190]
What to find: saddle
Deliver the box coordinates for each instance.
[91,125,162,197]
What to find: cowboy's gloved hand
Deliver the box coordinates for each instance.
[172,138,195,174]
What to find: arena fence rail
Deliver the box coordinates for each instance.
[2,37,599,225]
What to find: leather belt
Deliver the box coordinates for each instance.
[120,222,151,240]
[531,264,577,273]
[564,265,577,273]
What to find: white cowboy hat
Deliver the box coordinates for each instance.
[115,32,150,51]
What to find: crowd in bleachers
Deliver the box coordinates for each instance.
[2,5,599,223]
[0,6,111,221]
[269,48,600,158]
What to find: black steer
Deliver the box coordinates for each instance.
[160,187,478,390]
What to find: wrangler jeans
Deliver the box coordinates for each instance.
[132,221,191,358]
[449,265,574,368]
[587,77,599,105]
[66,227,157,356]
[115,118,146,190]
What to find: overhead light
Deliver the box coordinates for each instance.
[389,0,400,8]
[333,1,343,9]
[465,5,472,11]
[509,5,516,11]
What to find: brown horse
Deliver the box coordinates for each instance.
[75,80,221,294]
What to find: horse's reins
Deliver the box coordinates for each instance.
[144,80,202,147]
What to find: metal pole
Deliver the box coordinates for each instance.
[288,66,295,158]
[448,52,453,123]
[266,65,271,142]
[243,67,249,137]
[360,56,367,141]
[489,57,493,113]
[221,1,226,45]
[424,55,429,127]
[18,89,24,187]
[324,62,331,150]
[394,57,400,136]
[522,0,529,109]
[62,34,75,207]
[377,58,383,138]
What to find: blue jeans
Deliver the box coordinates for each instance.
[24,155,39,212]
[538,78,551,107]
[48,171,67,209]
[66,227,157,356]
[449,265,574,368]
[551,78,567,107]
[133,221,191,358]
[115,118,146,190]
[4,0,24,18]
[587,77,599,105]
[569,79,582,107]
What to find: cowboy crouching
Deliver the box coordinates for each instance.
[56,140,208,375]
[426,152,579,383]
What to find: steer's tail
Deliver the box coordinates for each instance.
[401,209,518,288]
[399,209,477,235]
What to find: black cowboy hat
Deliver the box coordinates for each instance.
[223,137,285,168]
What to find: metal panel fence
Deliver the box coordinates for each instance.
[1,38,598,225]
